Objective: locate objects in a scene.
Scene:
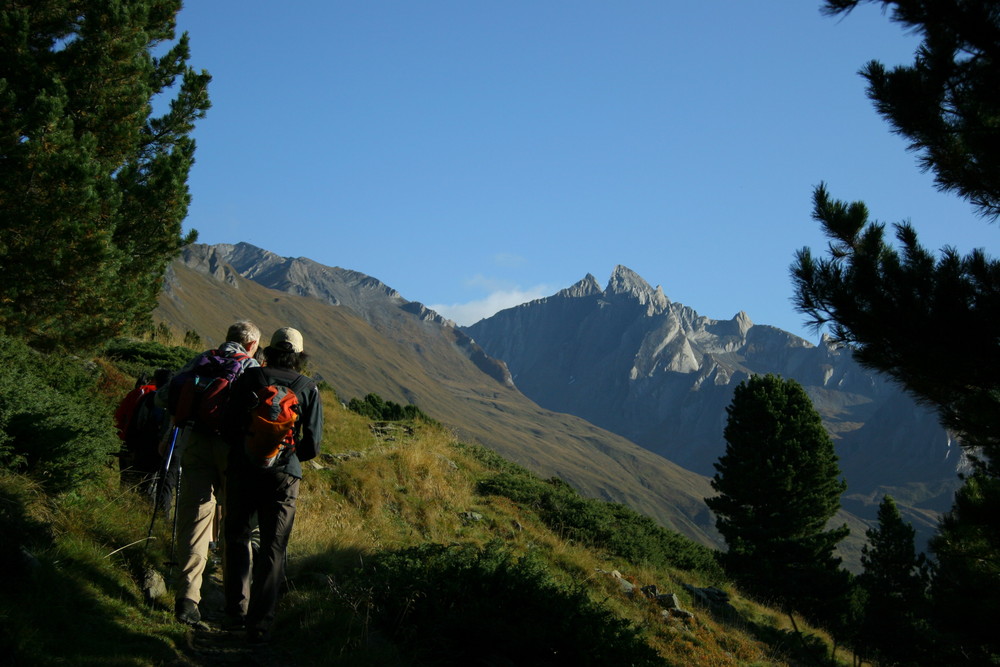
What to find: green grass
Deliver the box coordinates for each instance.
[0,471,185,666]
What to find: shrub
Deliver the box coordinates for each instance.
[102,338,197,379]
[0,335,118,493]
[347,393,436,424]
[182,330,202,349]
[338,540,665,665]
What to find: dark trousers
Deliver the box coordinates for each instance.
[224,468,299,634]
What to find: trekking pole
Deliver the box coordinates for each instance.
[144,427,179,551]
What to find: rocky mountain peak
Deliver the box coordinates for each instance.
[733,310,753,336]
[605,265,669,315]
[557,274,603,299]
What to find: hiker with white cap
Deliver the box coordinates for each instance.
[221,326,324,643]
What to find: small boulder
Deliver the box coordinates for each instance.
[142,567,167,603]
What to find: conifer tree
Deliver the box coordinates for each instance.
[791,1,1000,469]
[927,474,1000,664]
[706,374,849,624]
[794,2,1000,660]
[0,0,209,352]
[854,495,931,666]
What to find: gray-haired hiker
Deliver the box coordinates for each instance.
[158,320,261,625]
[222,327,324,643]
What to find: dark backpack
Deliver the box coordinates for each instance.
[126,391,169,453]
[115,383,153,440]
[168,350,249,433]
[243,377,307,468]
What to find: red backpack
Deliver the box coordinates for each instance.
[243,380,304,468]
[167,350,250,433]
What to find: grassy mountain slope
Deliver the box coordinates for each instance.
[1,346,848,665]
[155,260,719,546]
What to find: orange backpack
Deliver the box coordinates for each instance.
[244,382,303,468]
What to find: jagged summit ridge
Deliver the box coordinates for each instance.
[557,273,603,299]
[179,242,434,324]
[550,266,671,316]
[173,242,515,388]
[472,265,771,392]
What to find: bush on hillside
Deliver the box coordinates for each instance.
[347,393,435,424]
[337,540,664,666]
[102,338,197,379]
[0,335,118,493]
[479,472,723,578]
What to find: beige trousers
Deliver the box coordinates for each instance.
[173,428,229,604]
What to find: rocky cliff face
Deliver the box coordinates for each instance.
[464,266,966,525]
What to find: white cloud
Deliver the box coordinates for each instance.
[430,285,552,326]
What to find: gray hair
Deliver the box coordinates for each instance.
[226,320,260,347]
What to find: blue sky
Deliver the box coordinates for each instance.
[173,1,995,342]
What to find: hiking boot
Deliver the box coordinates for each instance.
[175,598,201,625]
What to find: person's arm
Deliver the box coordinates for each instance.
[295,383,323,462]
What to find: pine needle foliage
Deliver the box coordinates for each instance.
[794,5,1000,657]
[0,0,210,352]
[821,0,1000,219]
[793,1,1000,466]
[792,183,1000,469]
